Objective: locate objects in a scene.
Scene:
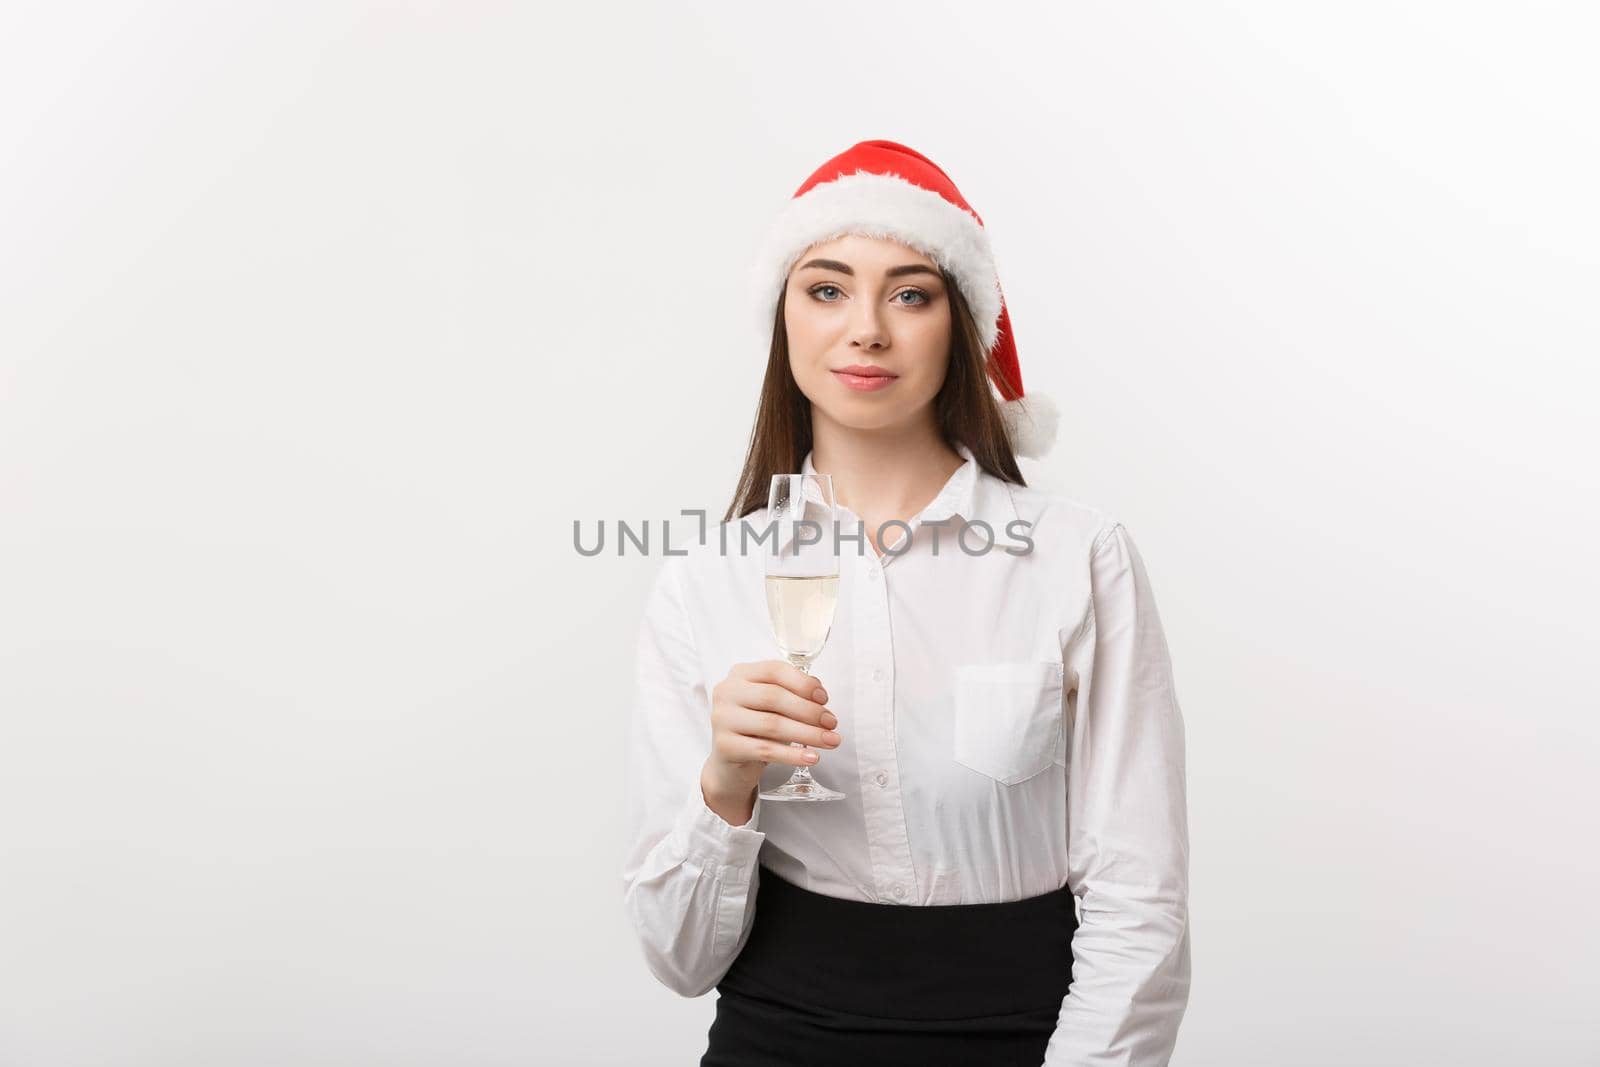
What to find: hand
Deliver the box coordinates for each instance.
[701,660,842,811]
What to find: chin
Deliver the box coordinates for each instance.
[821,406,918,434]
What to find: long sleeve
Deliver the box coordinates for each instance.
[1045,522,1192,1065]
[620,557,767,998]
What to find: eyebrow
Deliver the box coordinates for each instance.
[795,258,942,280]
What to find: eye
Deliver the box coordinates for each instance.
[894,288,930,306]
[808,284,844,302]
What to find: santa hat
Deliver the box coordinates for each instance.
[751,138,1058,459]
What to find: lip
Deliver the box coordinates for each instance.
[832,365,899,392]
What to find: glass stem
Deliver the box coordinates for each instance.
[787,654,815,781]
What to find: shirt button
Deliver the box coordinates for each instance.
[871,668,884,682]
[866,567,880,582]
[874,770,888,787]
[891,883,905,900]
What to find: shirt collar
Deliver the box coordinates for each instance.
[798,440,1020,532]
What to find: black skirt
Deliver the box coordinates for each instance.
[701,865,1078,1066]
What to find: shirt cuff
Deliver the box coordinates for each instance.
[670,779,766,876]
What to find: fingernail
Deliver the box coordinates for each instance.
[823,730,841,745]
[814,687,828,703]
[821,711,838,728]
[804,751,819,762]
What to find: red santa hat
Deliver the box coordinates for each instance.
[751,138,1059,459]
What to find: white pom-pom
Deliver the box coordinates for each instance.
[999,392,1059,459]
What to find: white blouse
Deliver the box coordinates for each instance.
[620,442,1191,1065]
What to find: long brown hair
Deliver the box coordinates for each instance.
[722,270,1027,522]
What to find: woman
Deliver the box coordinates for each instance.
[621,140,1191,1066]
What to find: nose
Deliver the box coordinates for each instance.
[849,301,888,350]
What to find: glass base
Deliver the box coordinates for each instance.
[760,765,846,802]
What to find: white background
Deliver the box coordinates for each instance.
[2,3,1596,1065]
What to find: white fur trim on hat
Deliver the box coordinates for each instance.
[751,170,1003,350]
[999,391,1059,460]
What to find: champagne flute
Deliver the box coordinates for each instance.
[760,471,845,802]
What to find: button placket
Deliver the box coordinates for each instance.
[853,555,918,905]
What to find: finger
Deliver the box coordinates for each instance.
[752,659,829,704]
[728,705,841,749]
[732,733,822,767]
[740,678,833,728]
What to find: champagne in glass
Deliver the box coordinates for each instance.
[761,472,845,802]
[765,574,839,667]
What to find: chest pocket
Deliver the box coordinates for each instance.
[952,660,1065,785]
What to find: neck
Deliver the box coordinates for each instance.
[808,407,964,525]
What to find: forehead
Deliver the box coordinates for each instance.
[798,232,938,269]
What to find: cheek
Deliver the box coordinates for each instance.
[784,291,830,340]
[783,296,837,371]
[900,309,954,384]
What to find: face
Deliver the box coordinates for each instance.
[783,233,953,435]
